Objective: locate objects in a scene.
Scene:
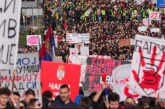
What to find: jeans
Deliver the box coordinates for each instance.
[58,15,61,23]
[21,22,25,33]
[98,14,101,22]
[30,16,33,23]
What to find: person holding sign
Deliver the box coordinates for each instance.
[49,85,81,109]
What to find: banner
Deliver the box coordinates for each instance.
[66,33,90,43]
[149,12,160,20]
[84,57,130,91]
[118,39,130,46]
[80,47,89,56]
[113,64,141,102]
[157,0,165,7]
[130,39,135,45]
[26,35,42,45]
[54,56,63,63]
[0,0,22,69]
[129,35,165,98]
[70,48,78,56]
[150,28,160,33]
[138,26,147,32]
[54,35,58,48]
[41,61,81,101]
[143,18,151,27]
[1,53,41,102]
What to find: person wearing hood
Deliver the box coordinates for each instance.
[48,84,81,109]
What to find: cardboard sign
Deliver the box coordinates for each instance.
[113,64,141,102]
[75,43,84,52]
[118,39,130,46]
[70,48,78,56]
[138,26,148,32]
[130,39,135,45]
[66,33,90,43]
[84,57,130,91]
[149,12,160,20]
[80,47,89,56]
[26,35,42,45]
[150,28,160,33]
[54,56,64,63]
[129,35,165,98]
[1,53,41,102]
[0,0,22,69]
[41,61,81,101]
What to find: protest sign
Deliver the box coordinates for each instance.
[70,48,78,56]
[26,35,42,45]
[54,56,64,63]
[81,47,89,56]
[69,56,111,85]
[150,28,160,33]
[0,0,22,69]
[129,35,165,98]
[130,39,135,45]
[138,26,148,32]
[75,43,84,52]
[113,64,141,102]
[143,18,151,27]
[41,61,81,101]
[66,33,90,43]
[84,57,130,91]
[149,12,160,20]
[118,39,130,46]
[1,53,41,102]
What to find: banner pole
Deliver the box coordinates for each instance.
[11,70,16,93]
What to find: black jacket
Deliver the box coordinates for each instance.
[4,101,15,109]
[48,99,81,108]
[20,15,24,25]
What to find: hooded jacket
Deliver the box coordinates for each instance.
[48,98,81,109]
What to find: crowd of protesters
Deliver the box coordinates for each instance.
[1,83,164,109]
[40,0,165,62]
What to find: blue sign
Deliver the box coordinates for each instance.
[157,0,165,7]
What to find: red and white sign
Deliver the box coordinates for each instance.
[129,35,165,99]
[26,35,42,45]
[41,61,81,101]
[70,48,78,56]
[149,12,160,20]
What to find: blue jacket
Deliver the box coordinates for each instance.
[48,99,82,109]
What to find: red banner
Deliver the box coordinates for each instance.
[41,61,81,101]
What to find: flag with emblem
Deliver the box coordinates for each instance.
[39,25,55,68]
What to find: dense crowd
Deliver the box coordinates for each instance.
[40,0,165,62]
[1,83,164,109]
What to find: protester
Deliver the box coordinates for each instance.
[20,13,25,34]
[13,92,20,104]
[0,88,14,109]
[42,91,52,109]
[48,84,81,108]
[20,89,35,108]
[27,99,42,109]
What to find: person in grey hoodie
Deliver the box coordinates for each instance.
[57,7,63,23]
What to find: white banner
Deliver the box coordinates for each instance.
[26,35,42,45]
[54,35,58,48]
[80,47,89,56]
[0,0,22,69]
[150,28,160,33]
[129,35,165,98]
[1,53,42,103]
[138,26,147,32]
[66,33,90,43]
[113,64,141,102]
